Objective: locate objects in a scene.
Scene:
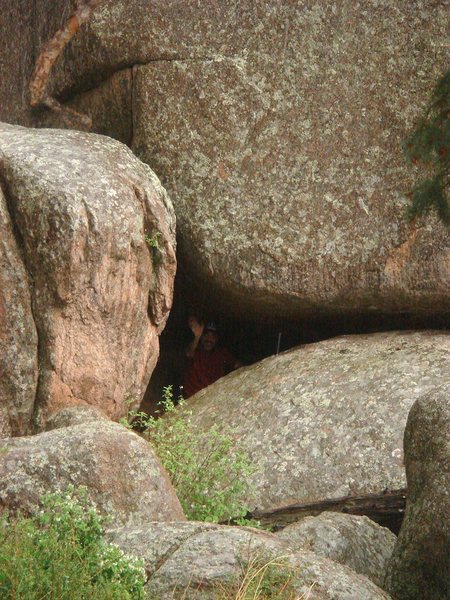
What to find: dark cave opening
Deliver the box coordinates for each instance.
[140,266,449,415]
[138,265,448,534]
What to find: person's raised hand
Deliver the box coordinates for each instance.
[188,316,204,339]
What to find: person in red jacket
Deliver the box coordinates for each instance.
[182,317,241,398]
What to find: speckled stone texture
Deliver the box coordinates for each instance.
[108,521,391,599]
[384,383,450,600]
[0,420,185,526]
[0,123,176,429]
[44,405,108,431]
[0,187,38,436]
[0,0,76,126]
[187,331,449,512]
[38,0,449,319]
[277,512,396,588]
[3,2,447,317]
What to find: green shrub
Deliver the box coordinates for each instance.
[0,487,146,600]
[126,386,256,523]
[404,70,449,225]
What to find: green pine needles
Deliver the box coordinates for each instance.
[404,70,449,225]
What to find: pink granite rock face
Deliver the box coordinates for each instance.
[38,0,449,320]
[0,0,76,126]
[2,1,447,319]
[0,123,176,430]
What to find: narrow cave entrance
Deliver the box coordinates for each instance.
[140,264,447,534]
[140,266,448,416]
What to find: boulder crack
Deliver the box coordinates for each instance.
[150,525,220,578]
[0,168,40,430]
[59,53,242,105]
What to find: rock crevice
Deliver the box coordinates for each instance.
[0,174,39,436]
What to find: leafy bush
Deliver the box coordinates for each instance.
[125,386,256,523]
[0,487,146,600]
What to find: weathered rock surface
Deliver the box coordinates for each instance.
[38,0,450,320]
[188,331,449,512]
[384,383,450,600]
[2,2,448,319]
[0,420,185,526]
[277,512,396,588]
[0,0,76,126]
[0,123,176,429]
[109,521,391,599]
[44,405,108,431]
[0,186,38,436]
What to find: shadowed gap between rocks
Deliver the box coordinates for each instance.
[0,172,41,434]
[140,267,447,535]
[142,262,449,416]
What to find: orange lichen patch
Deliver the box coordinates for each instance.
[384,226,420,280]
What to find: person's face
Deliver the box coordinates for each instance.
[201,330,218,351]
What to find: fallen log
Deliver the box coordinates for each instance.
[247,488,407,534]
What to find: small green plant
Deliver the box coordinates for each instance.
[0,487,146,600]
[144,231,162,250]
[404,70,449,225]
[119,394,139,429]
[144,231,163,268]
[126,386,256,523]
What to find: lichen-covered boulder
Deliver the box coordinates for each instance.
[277,512,396,588]
[109,521,391,599]
[0,187,38,436]
[188,331,449,512]
[40,0,449,320]
[0,420,185,526]
[384,383,450,600]
[0,123,176,430]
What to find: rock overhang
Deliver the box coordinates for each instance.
[26,1,450,321]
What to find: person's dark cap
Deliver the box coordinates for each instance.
[205,321,218,332]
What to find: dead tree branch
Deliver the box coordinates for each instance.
[29,0,104,128]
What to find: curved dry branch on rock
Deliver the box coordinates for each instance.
[29,0,104,128]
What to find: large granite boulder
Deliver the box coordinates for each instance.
[277,512,396,588]
[0,420,185,526]
[384,383,450,600]
[109,521,391,599]
[0,123,176,430]
[29,0,450,320]
[187,331,449,512]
